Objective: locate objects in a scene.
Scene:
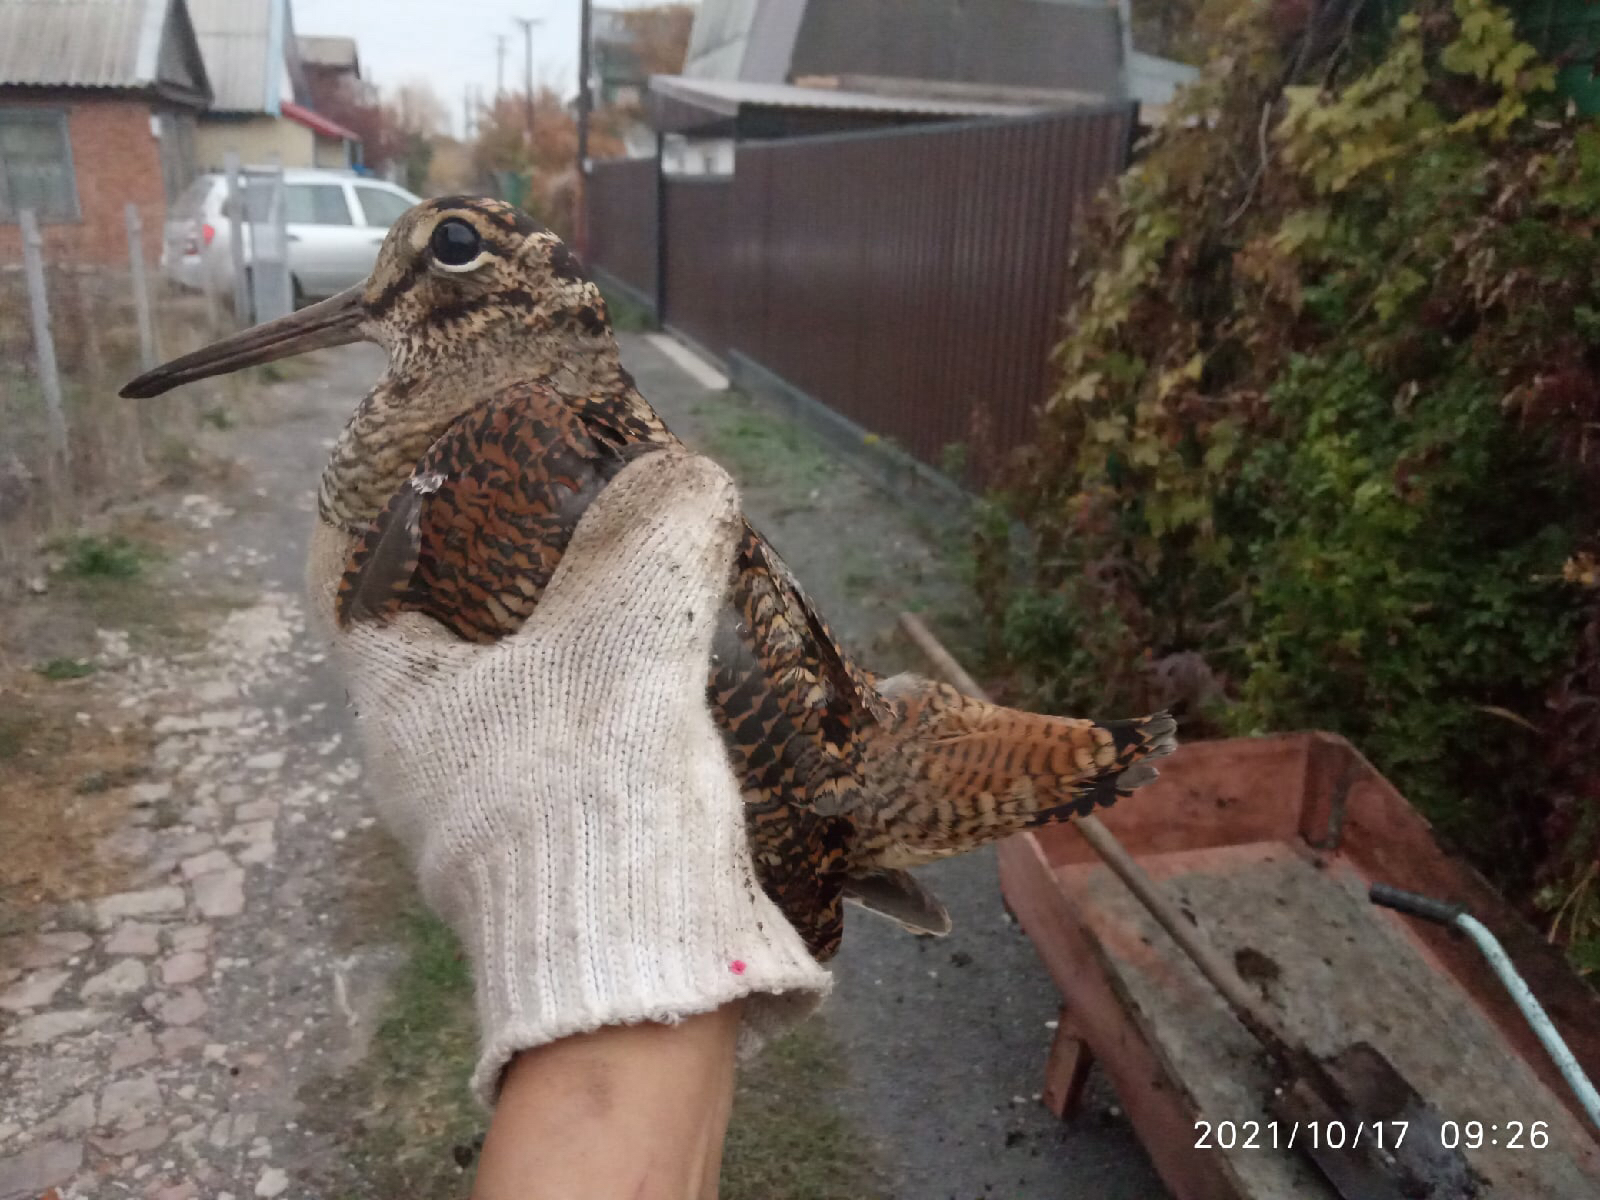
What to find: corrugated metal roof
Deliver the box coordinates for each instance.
[187,0,274,112]
[790,0,1124,99]
[651,74,1049,119]
[0,0,164,88]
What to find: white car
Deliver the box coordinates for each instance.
[162,168,420,304]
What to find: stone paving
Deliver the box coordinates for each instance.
[1,464,397,1195]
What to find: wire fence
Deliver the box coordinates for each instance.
[0,200,234,582]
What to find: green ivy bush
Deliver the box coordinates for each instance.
[984,0,1600,968]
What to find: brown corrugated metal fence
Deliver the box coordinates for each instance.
[662,179,733,357]
[586,156,658,301]
[586,106,1132,485]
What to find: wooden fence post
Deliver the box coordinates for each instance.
[125,203,159,369]
[19,209,67,459]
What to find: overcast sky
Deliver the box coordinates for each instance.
[296,0,690,136]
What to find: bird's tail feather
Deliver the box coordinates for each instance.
[849,676,1176,869]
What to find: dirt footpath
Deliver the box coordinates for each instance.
[0,333,1163,1200]
[1,344,396,1199]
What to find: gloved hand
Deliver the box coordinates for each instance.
[325,450,831,1103]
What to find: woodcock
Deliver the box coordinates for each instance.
[122,197,1176,959]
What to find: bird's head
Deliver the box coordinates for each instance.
[120,196,619,404]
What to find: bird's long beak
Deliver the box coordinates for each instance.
[119,286,367,398]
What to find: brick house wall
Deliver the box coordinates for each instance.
[0,94,173,268]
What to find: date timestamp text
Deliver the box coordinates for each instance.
[1194,1119,1550,1151]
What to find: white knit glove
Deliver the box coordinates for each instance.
[331,451,831,1104]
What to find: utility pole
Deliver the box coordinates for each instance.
[495,34,507,99]
[514,16,542,146]
[575,0,593,253]
[462,85,473,140]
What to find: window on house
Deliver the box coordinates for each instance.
[355,186,412,229]
[284,183,353,226]
[0,109,79,221]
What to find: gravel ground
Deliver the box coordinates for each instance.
[0,332,1165,1200]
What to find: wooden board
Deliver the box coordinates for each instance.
[1065,840,1600,1199]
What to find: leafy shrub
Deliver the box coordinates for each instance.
[983,0,1600,964]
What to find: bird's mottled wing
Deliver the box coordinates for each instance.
[338,477,428,627]
[337,382,636,641]
[709,531,873,957]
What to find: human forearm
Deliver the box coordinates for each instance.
[472,1002,742,1200]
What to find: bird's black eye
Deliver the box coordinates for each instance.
[430,218,482,267]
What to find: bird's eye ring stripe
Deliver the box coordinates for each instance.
[434,251,492,275]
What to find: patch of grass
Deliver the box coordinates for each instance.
[40,527,211,647]
[0,669,144,913]
[937,441,968,482]
[838,546,882,603]
[842,570,877,600]
[701,400,837,495]
[58,574,185,647]
[0,713,37,760]
[723,1024,885,1200]
[53,533,146,579]
[152,436,238,488]
[305,904,481,1198]
[24,522,242,660]
[370,909,477,1101]
[154,438,203,484]
[598,281,654,333]
[35,657,96,681]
